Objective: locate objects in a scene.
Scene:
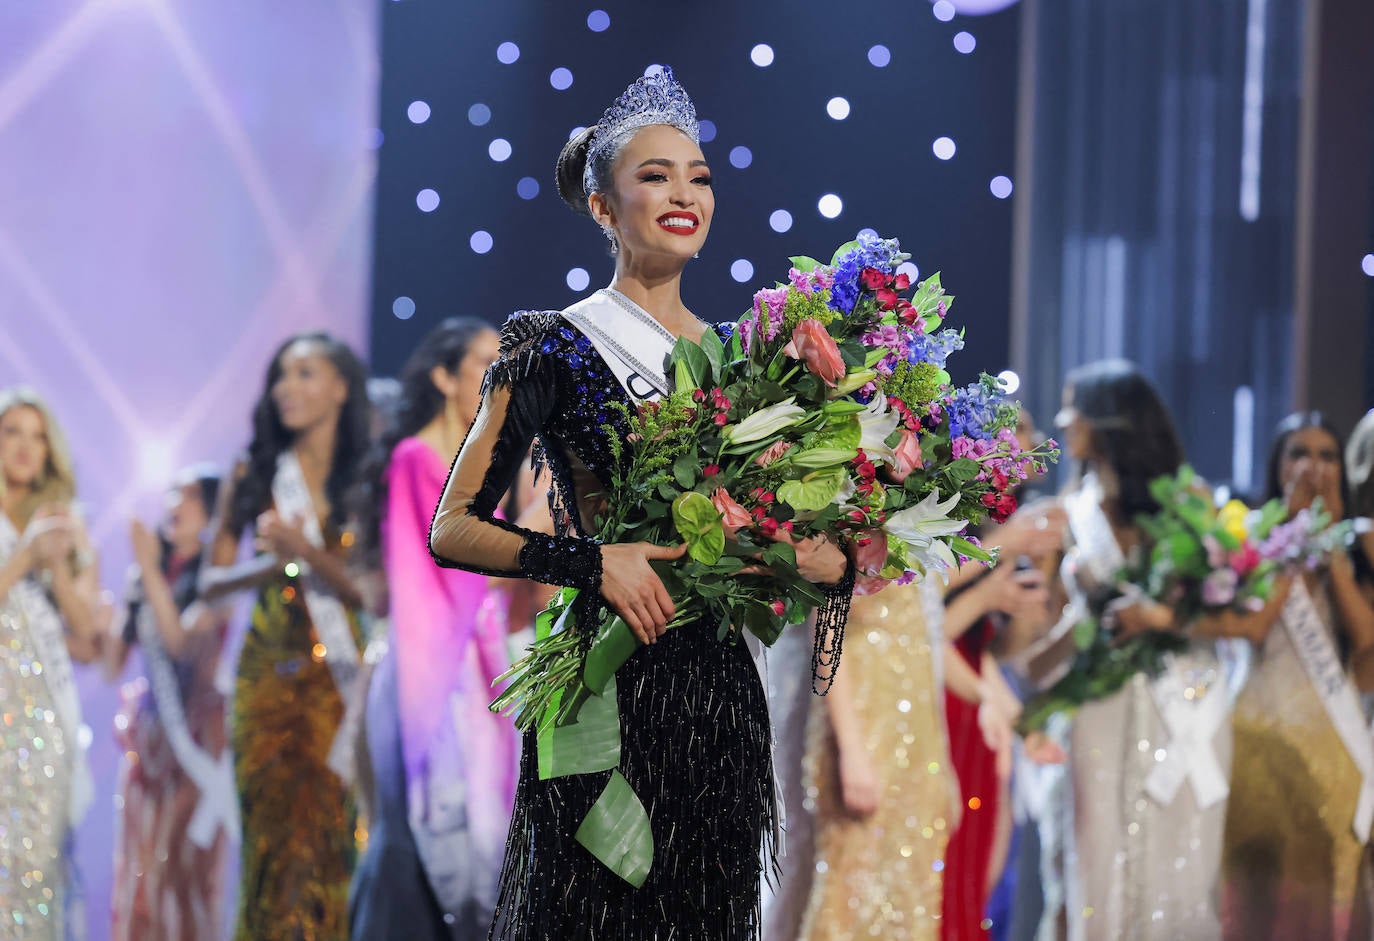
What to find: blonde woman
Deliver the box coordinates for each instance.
[0,386,103,938]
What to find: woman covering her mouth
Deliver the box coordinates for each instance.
[428,67,854,939]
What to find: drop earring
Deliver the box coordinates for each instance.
[600,224,619,256]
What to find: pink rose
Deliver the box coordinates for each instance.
[755,440,793,467]
[783,318,846,387]
[887,428,924,483]
[711,488,752,536]
[850,528,889,576]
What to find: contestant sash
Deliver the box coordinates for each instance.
[0,514,93,826]
[561,289,674,402]
[271,451,362,782]
[1281,577,1374,840]
[1067,482,1231,808]
[135,598,238,846]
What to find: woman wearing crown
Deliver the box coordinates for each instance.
[429,67,854,939]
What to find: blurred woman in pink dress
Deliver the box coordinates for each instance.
[350,318,532,940]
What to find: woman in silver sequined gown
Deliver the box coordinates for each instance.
[0,389,103,940]
[1025,362,1245,941]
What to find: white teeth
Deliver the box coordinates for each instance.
[659,217,696,228]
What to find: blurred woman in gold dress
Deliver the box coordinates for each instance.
[202,333,371,941]
[800,581,961,940]
[1222,413,1374,941]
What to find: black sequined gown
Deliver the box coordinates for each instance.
[432,310,822,940]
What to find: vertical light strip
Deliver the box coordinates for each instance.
[1233,384,1256,492]
[1239,0,1268,221]
[1104,235,1127,358]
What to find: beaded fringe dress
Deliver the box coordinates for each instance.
[429,311,853,940]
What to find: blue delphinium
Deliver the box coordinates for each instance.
[945,376,1009,441]
[908,329,965,370]
[829,232,908,314]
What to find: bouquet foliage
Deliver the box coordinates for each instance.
[1018,466,1353,733]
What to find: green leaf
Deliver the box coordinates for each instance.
[762,540,798,568]
[575,769,654,888]
[776,468,847,510]
[672,491,726,564]
[537,673,620,780]
[582,615,640,696]
[949,535,994,563]
[671,337,712,391]
[790,255,822,272]
[699,327,725,385]
[672,454,698,489]
[945,458,981,482]
[830,240,860,266]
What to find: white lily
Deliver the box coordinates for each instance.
[857,391,900,465]
[885,488,967,575]
[725,397,807,445]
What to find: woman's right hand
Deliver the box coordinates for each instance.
[839,743,881,818]
[599,542,687,645]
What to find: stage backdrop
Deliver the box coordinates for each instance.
[0,2,379,936]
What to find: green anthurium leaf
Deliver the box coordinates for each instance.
[776,468,847,510]
[790,255,822,272]
[672,491,725,564]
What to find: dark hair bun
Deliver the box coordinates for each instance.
[556,126,596,217]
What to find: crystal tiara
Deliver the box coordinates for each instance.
[583,66,700,194]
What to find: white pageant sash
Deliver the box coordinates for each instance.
[1066,483,1232,808]
[1281,577,1374,840]
[1143,653,1231,809]
[271,451,362,782]
[561,289,675,402]
[0,514,93,826]
[135,599,238,846]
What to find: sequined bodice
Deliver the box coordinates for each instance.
[532,319,632,528]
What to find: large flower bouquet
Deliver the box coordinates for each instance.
[493,233,1056,885]
[1018,466,1353,733]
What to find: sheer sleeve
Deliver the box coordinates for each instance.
[428,312,603,591]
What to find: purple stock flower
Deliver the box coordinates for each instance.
[1201,568,1239,607]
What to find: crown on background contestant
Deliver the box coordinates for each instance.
[583,66,700,193]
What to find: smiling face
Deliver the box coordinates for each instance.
[590,123,714,266]
[0,404,48,491]
[270,339,348,435]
